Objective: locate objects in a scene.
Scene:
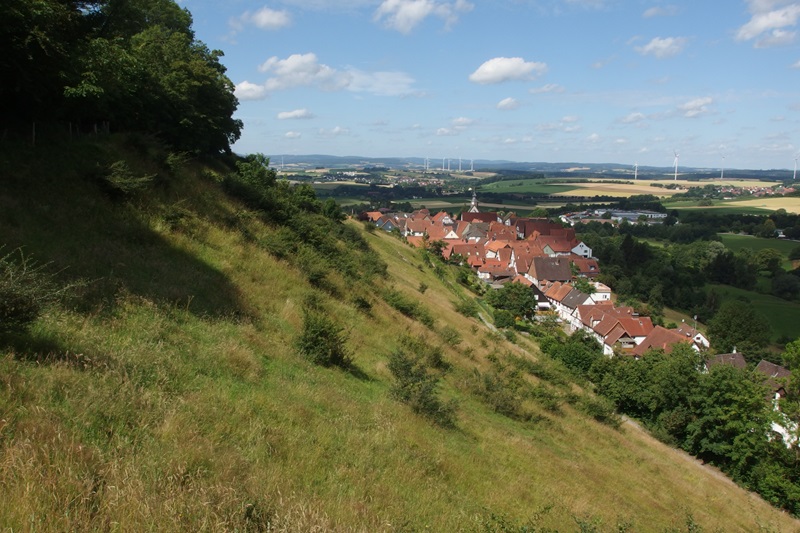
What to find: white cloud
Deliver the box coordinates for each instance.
[587,133,601,143]
[436,127,456,136]
[643,5,679,18]
[792,59,800,68]
[346,69,417,96]
[635,36,688,58]
[452,117,474,129]
[620,112,646,124]
[258,53,351,92]
[678,96,713,118]
[755,28,797,47]
[235,80,269,101]
[373,0,473,34]
[230,7,291,33]
[239,53,419,100]
[497,97,520,110]
[530,83,564,94]
[319,126,350,137]
[564,0,606,8]
[469,57,547,84]
[277,109,314,120]
[285,131,302,139]
[736,1,800,47]
[561,115,579,123]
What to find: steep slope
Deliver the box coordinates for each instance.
[0,136,798,531]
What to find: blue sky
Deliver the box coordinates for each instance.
[184,0,800,170]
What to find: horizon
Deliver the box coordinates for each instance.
[257,153,798,174]
[185,1,800,170]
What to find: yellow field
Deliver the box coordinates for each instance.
[551,180,685,197]
[724,196,800,211]
[550,178,783,199]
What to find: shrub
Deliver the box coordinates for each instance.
[453,298,479,318]
[577,395,621,428]
[102,160,155,196]
[0,248,60,337]
[399,334,449,370]
[383,289,434,328]
[295,309,351,368]
[439,325,462,347]
[494,309,515,329]
[387,348,456,427]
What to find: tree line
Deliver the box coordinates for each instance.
[2,0,241,154]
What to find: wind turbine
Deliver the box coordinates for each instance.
[634,162,638,181]
[794,153,799,182]
[720,155,725,180]
[673,150,679,181]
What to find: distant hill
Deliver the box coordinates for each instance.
[267,154,796,181]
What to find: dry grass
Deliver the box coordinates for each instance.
[2,143,799,531]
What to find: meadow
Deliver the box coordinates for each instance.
[719,233,800,256]
[2,138,799,530]
[709,283,800,342]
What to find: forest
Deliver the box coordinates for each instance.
[2,0,242,154]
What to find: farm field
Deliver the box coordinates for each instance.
[671,197,800,214]
[719,234,799,270]
[719,234,799,256]
[709,283,800,342]
[553,180,685,197]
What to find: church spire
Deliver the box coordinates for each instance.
[468,189,480,213]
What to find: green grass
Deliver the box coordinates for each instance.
[709,283,800,342]
[664,199,777,215]
[719,233,799,255]
[1,136,799,531]
[719,233,799,269]
[479,179,578,195]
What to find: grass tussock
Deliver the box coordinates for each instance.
[0,136,798,531]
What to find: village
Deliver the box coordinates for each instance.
[363,193,797,446]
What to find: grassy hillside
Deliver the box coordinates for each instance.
[1,136,799,531]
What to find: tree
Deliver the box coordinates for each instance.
[484,282,537,320]
[572,277,595,295]
[782,338,800,371]
[295,309,351,367]
[707,300,771,358]
[755,248,785,277]
[772,274,800,301]
[683,365,770,479]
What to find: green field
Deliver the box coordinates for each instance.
[480,180,578,195]
[719,233,799,255]
[710,283,800,342]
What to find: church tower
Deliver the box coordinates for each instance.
[468,189,480,213]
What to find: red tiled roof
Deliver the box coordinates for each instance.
[633,326,692,356]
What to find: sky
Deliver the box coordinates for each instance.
[182,0,800,170]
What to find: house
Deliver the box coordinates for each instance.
[755,360,792,399]
[705,352,747,372]
[526,256,573,289]
[632,326,693,357]
[570,256,600,278]
[571,241,593,258]
[674,323,710,350]
[754,360,797,448]
[588,281,612,302]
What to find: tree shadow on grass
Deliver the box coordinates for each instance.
[344,363,372,382]
[0,147,254,321]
